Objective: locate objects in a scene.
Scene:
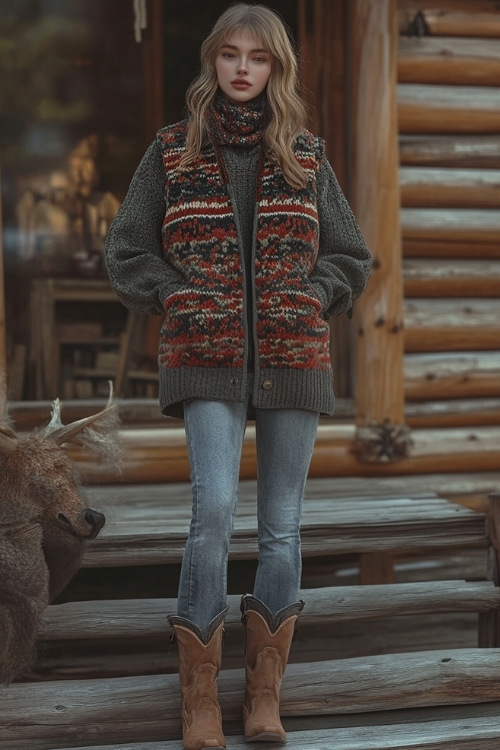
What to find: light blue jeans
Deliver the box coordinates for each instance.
[177,382,319,634]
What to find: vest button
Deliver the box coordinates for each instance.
[230,377,239,386]
[261,379,273,391]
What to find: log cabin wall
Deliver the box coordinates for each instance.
[398,0,500,433]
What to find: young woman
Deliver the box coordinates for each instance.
[105,4,371,748]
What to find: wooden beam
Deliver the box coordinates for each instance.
[404,298,500,353]
[40,580,500,641]
[398,1,500,39]
[350,0,406,446]
[399,135,500,169]
[398,37,500,87]
[402,208,500,258]
[399,84,500,134]
[48,716,500,750]
[405,352,500,401]
[400,168,500,209]
[406,401,500,431]
[403,259,500,297]
[68,422,500,485]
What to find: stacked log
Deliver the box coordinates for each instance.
[400,135,500,169]
[398,1,500,435]
[399,1,500,38]
[399,38,500,86]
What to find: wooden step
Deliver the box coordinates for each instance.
[405,351,500,400]
[399,36,500,87]
[78,488,486,568]
[399,135,500,169]
[402,207,500,257]
[51,711,500,749]
[404,297,500,352]
[2,649,500,748]
[400,168,500,209]
[398,84,500,134]
[40,580,500,642]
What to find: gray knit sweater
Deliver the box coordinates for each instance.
[105,138,372,417]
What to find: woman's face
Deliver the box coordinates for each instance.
[215,30,272,104]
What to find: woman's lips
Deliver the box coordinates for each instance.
[232,80,251,89]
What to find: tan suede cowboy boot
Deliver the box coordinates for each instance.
[168,609,228,750]
[240,595,304,744]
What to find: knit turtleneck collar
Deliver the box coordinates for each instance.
[207,94,267,147]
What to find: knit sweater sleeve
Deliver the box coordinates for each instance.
[104,140,182,315]
[310,156,372,318]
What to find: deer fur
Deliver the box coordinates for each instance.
[0,383,119,684]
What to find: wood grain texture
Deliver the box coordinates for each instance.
[351,0,405,428]
[404,298,500,352]
[405,399,500,429]
[71,483,487,567]
[39,579,500,641]
[399,84,500,134]
[53,713,500,749]
[399,2,500,39]
[2,650,500,748]
[399,37,500,86]
[403,259,500,296]
[402,208,500,257]
[399,135,500,169]
[400,168,500,209]
[405,352,500,400]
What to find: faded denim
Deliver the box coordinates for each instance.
[176,381,319,634]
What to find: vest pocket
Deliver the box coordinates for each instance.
[160,287,245,368]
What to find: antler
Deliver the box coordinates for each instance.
[45,381,116,446]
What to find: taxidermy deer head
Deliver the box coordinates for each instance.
[0,382,119,684]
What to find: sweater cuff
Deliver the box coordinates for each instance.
[312,280,352,318]
[159,280,184,310]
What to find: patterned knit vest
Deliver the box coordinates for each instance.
[156,119,331,373]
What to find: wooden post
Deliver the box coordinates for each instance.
[349,0,410,462]
[0,155,7,381]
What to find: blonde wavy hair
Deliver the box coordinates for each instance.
[180,2,309,189]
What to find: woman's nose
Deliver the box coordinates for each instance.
[238,62,248,74]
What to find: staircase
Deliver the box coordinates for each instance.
[1,478,500,748]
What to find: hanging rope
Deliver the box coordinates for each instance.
[134,0,148,43]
